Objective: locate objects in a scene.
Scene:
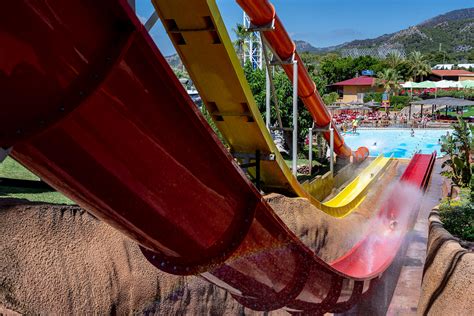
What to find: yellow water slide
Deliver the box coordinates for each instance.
[322,155,392,215]
[151,0,390,217]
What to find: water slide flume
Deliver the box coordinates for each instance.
[151,0,370,217]
[236,0,368,160]
[1,0,436,313]
[322,155,392,216]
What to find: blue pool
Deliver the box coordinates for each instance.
[343,129,452,159]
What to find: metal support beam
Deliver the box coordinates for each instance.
[292,60,298,176]
[144,11,159,31]
[330,126,334,176]
[0,147,11,163]
[308,128,313,175]
[246,19,275,32]
[265,65,271,129]
[255,150,261,191]
[261,36,283,130]
[234,150,269,191]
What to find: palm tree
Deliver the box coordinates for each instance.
[385,51,405,69]
[376,68,402,95]
[232,24,249,65]
[408,51,431,81]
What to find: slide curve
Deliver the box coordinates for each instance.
[1,0,436,313]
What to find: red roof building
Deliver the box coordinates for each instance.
[429,69,474,81]
[331,76,376,86]
[330,76,383,103]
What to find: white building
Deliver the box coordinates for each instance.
[433,64,474,70]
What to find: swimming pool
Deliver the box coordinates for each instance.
[343,129,452,159]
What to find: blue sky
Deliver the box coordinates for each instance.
[135,0,473,56]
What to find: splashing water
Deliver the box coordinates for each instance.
[361,182,423,274]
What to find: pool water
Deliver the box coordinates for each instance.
[343,129,451,159]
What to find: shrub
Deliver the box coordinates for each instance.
[390,95,411,110]
[323,92,340,105]
[363,92,383,103]
[439,188,474,242]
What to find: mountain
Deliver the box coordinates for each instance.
[165,54,182,69]
[296,8,474,59]
[167,8,474,68]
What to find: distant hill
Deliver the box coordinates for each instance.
[167,8,474,68]
[296,8,474,60]
[165,54,182,69]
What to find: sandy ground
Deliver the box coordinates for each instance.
[0,162,404,315]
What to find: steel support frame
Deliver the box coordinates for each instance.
[257,33,299,176]
[0,147,11,163]
[291,61,298,176]
[233,151,275,191]
[308,124,334,177]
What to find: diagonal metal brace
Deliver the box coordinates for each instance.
[0,147,11,163]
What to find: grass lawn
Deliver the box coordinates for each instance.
[0,157,74,205]
[446,106,474,118]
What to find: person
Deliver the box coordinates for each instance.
[410,128,415,137]
[342,121,348,133]
[352,119,358,133]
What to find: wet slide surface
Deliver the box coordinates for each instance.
[323,155,391,212]
[1,0,436,314]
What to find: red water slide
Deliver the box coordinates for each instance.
[1,1,435,313]
[236,0,366,159]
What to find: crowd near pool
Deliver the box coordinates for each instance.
[343,129,452,159]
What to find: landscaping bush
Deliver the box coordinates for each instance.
[390,95,411,110]
[439,188,474,242]
[436,89,474,100]
[323,92,340,105]
[363,93,411,110]
[363,92,383,103]
[440,117,472,187]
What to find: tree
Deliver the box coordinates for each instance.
[468,49,474,63]
[440,117,472,187]
[376,68,401,95]
[322,92,339,105]
[385,52,405,69]
[232,24,249,65]
[318,54,355,84]
[243,63,314,149]
[408,51,431,81]
[426,50,454,65]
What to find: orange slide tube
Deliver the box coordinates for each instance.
[236,0,367,160]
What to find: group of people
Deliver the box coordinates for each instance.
[411,113,431,128]
[341,118,360,134]
[334,110,440,131]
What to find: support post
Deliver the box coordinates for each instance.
[144,11,159,31]
[0,147,11,163]
[330,126,334,176]
[255,150,261,191]
[308,128,313,175]
[292,60,298,176]
[265,66,271,129]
